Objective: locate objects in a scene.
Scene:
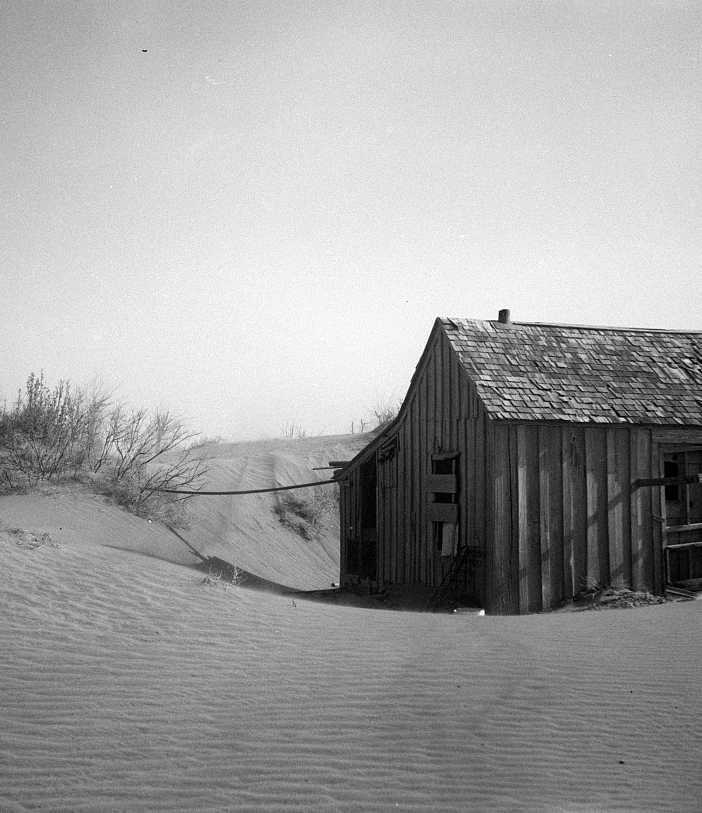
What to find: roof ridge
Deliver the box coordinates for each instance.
[442,317,702,335]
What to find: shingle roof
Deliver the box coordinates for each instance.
[441,318,702,425]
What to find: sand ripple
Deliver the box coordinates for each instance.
[1,498,702,811]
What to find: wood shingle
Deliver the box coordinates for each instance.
[441,318,702,425]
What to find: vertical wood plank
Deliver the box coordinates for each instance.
[561,427,574,598]
[463,416,472,596]
[378,450,395,584]
[484,417,494,612]
[551,427,565,606]
[450,339,460,450]
[339,480,347,579]
[607,428,631,588]
[413,392,421,584]
[376,454,383,586]
[489,422,517,613]
[433,336,441,442]
[517,425,529,613]
[619,428,633,588]
[398,419,407,583]
[358,466,364,578]
[463,410,472,586]
[392,448,398,584]
[526,427,541,611]
[428,350,436,586]
[394,434,400,585]
[509,424,520,612]
[438,339,448,585]
[651,439,663,593]
[346,473,353,578]
[630,428,652,591]
[539,426,559,609]
[407,397,414,582]
[420,359,430,585]
[351,469,357,575]
[516,425,541,612]
[585,428,609,588]
[585,429,600,588]
[442,335,451,447]
[409,407,416,584]
[476,408,487,603]
[375,455,382,586]
[563,427,587,595]
[455,362,468,593]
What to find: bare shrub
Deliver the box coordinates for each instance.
[273,493,314,539]
[0,372,208,522]
[96,405,207,517]
[373,398,401,430]
[274,485,338,539]
[188,434,224,450]
[308,484,338,520]
[79,382,114,474]
[0,373,88,485]
[281,422,307,440]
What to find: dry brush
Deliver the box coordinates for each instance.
[0,373,207,521]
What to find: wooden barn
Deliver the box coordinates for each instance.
[335,311,702,614]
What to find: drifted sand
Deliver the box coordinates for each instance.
[183,434,371,590]
[1,490,701,812]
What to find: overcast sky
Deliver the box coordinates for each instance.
[2,1,700,439]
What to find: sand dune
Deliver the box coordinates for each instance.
[182,434,369,589]
[1,437,701,811]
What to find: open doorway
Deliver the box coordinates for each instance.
[358,457,377,580]
[662,448,702,587]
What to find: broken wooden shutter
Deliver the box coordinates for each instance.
[427,452,459,525]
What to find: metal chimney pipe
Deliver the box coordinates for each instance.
[498,308,511,324]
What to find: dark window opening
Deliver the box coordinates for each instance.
[429,453,459,555]
[430,455,458,503]
[433,457,454,475]
[663,449,702,527]
[663,448,702,586]
[433,491,454,503]
[346,539,359,573]
[664,458,680,502]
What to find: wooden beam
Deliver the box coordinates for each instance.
[664,521,702,533]
[426,474,457,493]
[665,540,702,550]
[427,502,458,523]
[634,474,702,487]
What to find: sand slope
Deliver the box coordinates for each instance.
[182,434,370,589]
[1,484,701,812]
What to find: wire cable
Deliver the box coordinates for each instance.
[153,478,338,496]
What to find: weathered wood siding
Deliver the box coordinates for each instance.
[339,326,491,603]
[338,459,358,578]
[487,423,664,614]
[338,443,380,581]
[374,329,491,599]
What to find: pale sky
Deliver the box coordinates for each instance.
[2,1,701,439]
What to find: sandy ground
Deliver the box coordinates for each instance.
[1,438,701,811]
